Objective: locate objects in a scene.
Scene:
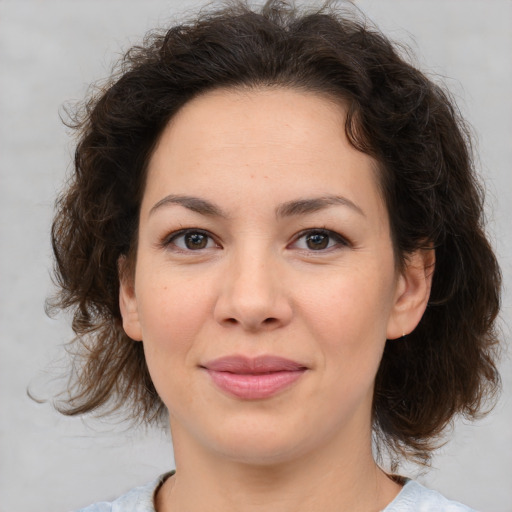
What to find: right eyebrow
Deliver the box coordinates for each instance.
[148,194,229,218]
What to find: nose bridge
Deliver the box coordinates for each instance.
[214,240,291,330]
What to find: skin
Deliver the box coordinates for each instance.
[120,87,434,512]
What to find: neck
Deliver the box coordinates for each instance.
[156,423,401,512]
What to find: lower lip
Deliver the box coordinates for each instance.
[206,369,305,400]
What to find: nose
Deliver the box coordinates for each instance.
[213,249,293,332]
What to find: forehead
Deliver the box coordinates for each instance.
[143,86,386,223]
[156,86,348,157]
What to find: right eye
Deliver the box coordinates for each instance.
[164,229,219,251]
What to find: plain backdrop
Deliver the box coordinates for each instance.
[1,1,511,511]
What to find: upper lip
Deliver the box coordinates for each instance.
[201,355,307,374]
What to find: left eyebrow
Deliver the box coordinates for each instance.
[276,195,366,218]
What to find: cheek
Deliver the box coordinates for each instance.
[305,268,394,333]
[299,266,395,371]
[136,277,214,411]
[135,271,216,364]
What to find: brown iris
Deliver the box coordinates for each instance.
[185,232,209,249]
[306,232,329,250]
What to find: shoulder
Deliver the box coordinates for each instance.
[384,480,477,512]
[73,473,172,512]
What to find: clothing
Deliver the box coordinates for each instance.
[74,473,171,512]
[74,473,477,512]
[383,480,477,512]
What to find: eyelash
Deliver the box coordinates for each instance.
[290,228,350,252]
[161,229,220,252]
[160,228,350,253]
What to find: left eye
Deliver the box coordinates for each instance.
[292,229,347,251]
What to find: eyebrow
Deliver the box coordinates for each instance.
[149,194,229,218]
[276,195,366,218]
[149,194,365,219]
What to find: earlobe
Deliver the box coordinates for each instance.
[118,256,143,342]
[386,248,435,340]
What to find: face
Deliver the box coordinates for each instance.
[120,87,430,466]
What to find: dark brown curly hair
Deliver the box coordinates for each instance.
[49,0,501,465]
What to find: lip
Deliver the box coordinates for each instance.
[201,355,307,400]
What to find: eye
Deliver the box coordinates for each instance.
[165,229,218,251]
[291,229,348,251]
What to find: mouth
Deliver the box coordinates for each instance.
[201,355,308,400]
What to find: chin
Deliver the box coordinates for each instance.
[202,416,315,467]
[216,440,307,467]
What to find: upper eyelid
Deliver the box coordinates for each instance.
[167,227,211,239]
[292,228,349,244]
[161,228,220,248]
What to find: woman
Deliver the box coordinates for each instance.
[49,1,501,510]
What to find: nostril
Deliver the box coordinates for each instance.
[263,317,278,324]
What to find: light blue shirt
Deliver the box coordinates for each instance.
[74,474,477,512]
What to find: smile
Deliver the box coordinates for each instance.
[202,355,308,400]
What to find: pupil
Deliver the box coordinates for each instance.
[307,232,328,250]
[185,232,207,249]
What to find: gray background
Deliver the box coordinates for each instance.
[1,1,511,511]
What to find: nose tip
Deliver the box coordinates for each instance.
[213,258,292,332]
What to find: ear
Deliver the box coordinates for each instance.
[118,256,143,342]
[386,247,435,340]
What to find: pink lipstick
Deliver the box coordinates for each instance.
[202,355,307,400]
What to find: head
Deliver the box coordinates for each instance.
[50,0,501,466]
